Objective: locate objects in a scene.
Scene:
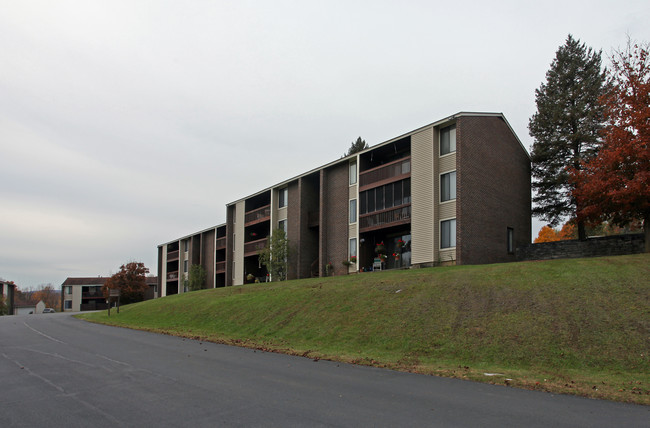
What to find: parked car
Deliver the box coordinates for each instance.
[43,308,55,313]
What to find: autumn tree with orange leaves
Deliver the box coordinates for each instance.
[571,40,650,252]
[102,262,150,305]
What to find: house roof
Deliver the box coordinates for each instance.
[62,277,158,286]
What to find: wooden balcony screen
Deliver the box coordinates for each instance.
[359,205,411,232]
[245,205,271,225]
[215,237,226,249]
[359,157,411,190]
[215,261,226,273]
[244,238,268,256]
[167,250,179,261]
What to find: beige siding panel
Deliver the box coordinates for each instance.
[439,248,456,263]
[411,127,435,264]
[234,201,245,285]
[439,201,456,220]
[161,245,168,297]
[439,153,456,173]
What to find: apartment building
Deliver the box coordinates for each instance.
[158,112,530,295]
[61,277,158,311]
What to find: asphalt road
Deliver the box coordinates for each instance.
[0,313,647,427]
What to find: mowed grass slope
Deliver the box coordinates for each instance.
[79,254,650,404]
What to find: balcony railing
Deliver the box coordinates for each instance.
[167,250,179,261]
[167,271,179,281]
[359,204,411,232]
[216,261,226,273]
[245,205,271,225]
[215,237,226,249]
[244,237,268,256]
[359,157,411,189]
[82,292,104,299]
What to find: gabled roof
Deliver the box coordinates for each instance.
[62,277,109,286]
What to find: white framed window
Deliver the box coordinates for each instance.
[183,240,189,252]
[278,219,287,234]
[440,124,456,156]
[507,227,514,254]
[65,286,72,294]
[64,300,72,310]
[441,171,457,202]
[349,199,357,224]
[441,218,456,249]
[349,238,357,258]
[183,260,188,273]
[279,188,288,208]
[349,162,357,185]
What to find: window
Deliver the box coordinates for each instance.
[349,162,357,185]
[65,286,72,294]
[64,300,72,310]
[279,188,288,208]
[183,240,189,252]
[349,238,357,258]
[441,219,456,248]
[507,227,514,254]
[183,260,188,273]
[440,124,456,155]
[233,234,236,252]
[403,179,411,204]
[349,199,357,224]
[278,220,287,234]
[441,171,457,202]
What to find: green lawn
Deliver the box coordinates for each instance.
[78,254,650,404]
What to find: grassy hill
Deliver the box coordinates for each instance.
[78,254,650,404]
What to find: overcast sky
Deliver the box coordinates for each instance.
[1,1,648,289]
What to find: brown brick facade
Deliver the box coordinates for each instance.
[456,116,531,264]
[320,163,349,277]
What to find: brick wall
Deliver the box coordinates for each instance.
[457,116,531,265]
[517,234,645,261]
[287,179,300,280]
[293,173,320,279]
[320,163,349,276]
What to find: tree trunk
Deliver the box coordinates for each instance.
[643,214,650,253]
[577,220,587,241]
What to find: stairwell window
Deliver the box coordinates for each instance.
[441,219,456,248]
[440,125,456,156]
[349,162,357,185]
[441,171,457,202]
[279,187,288,208]
[349,238,357,258]
[507,227,514,254]
[349,199,357,224]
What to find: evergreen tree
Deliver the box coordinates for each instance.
[344,137,368,157]
[529,35,606,239]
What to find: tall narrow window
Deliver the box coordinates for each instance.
[349,199,357,224]
[441,219,457,248]
[441,171,457,202]
[278,220,287,234]
[349,238,357,258]
[440,125,457,155]
[507,227,514,254]
[183,240,189,252]
[349,162,357,185]
[183,260,188,273]
[279,188,288,208]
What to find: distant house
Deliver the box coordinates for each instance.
[1,280,16,315]
[61,276,158,312]
[14,300,45,315]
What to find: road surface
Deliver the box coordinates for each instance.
[1,313,647,427]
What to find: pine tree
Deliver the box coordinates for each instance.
[529,35,607,239]
[344,137,368,157]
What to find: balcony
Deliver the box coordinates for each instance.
[167,250,179,261]
[167,271,179,281]
[82,292,104,299]
[244,237,268,257]
[216,261,226,274]
[359,157,411,190]
[245,205,271,226]
[216,236,226,249]
[359,204,411,232]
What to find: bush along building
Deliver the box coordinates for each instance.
[158,112,531,295]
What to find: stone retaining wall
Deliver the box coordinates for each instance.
[516,233,645,261]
